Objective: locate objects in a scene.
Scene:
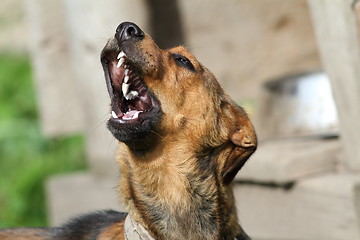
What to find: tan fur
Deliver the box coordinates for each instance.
[102,28,257,239]
[0,22,256,240]
[0,229,47,240]
[97,223,125,240]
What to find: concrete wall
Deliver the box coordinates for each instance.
[0,0,28,52]
[180,0,320,101]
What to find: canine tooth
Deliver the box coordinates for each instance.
[124,75,129,83]
[117,51,126,59]
[117,57,125,68]
[111,111,118,118]
[122,82,130,96]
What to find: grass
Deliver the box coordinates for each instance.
[0,53,87,228]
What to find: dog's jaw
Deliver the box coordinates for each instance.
[101,41,163,147]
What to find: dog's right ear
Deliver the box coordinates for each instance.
[222,106,257,185]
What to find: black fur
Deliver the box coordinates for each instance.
[53,210,127,240]
[0,210,127,240]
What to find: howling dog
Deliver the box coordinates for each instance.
[0,22,257,240]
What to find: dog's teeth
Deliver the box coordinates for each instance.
[125,91,139,100]
[124,75,129,83]
[130,91,139,97]
[117,51,126,59]
[124,69,129,76]
[132,111,140,119]
[122,82,130,96]
[111,111,118,119]
[117,57,125,68]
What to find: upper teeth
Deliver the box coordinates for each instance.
[117,51,126,59]
[117,57,125,68]
[111,51,141,120]
[116,51,126,68]
[122,58,139,99]
[122,82,130,96]
[125,91,139,100]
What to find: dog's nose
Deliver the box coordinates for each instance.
[115,22,144,42]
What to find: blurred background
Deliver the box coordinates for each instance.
[1,0,360,239]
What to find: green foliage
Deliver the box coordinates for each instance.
[0,53,86,227]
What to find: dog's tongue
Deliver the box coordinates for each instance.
[123,110,142,120]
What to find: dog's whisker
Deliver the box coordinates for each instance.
[88,112,112,134]
[148,129,164,139]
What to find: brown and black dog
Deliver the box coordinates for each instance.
[0,22,257,240]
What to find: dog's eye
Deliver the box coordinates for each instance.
[173,54,195,72]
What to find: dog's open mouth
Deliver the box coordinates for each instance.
[108,51,159,122]
[103,49,161,141]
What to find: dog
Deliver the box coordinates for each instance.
[0,22,257,240]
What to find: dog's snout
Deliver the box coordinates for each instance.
[115,22,144,42]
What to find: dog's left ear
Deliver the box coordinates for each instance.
[222,107,257,185]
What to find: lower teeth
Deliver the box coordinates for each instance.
[111,111,118,118]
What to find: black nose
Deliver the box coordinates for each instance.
[115,22,144,42]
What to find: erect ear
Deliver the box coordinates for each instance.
[222,107,257,185]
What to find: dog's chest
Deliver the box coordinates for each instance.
[131,175,223,240]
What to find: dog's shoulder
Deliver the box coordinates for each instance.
[55,209,127,240]
[0,210,127,240]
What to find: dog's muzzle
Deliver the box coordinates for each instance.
[101,22,162,143]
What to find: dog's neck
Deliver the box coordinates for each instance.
[118,141,242,240]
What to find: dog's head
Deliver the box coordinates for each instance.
[101,22,257,184]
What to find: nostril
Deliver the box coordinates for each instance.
[126,25,144,39]
[116,22,144,42]
[126,26,136,37]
